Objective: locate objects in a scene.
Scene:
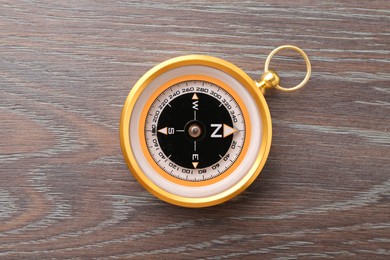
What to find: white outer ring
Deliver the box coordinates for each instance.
[129,65,262,198]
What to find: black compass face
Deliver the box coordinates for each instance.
[157,92,233,169]
[144,79,246,182]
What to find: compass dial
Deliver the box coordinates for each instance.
[143,77,246,184]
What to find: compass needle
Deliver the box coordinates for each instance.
[158,127,168,135]
[223,124,238,138]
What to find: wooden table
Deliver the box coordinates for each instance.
[1,1,389,259]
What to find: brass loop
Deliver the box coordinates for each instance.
[264,45,311,92]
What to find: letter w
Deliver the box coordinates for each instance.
[192,100,199,110]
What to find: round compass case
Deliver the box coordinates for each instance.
[120,46,311,208]
[120,55,271,207]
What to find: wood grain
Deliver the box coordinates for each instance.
[1,0,389,259]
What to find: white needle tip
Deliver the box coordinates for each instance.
[223,124,238,138]
[158,127,168,135]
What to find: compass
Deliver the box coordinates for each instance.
[120,45,311,207]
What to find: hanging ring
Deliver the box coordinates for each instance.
[264,45,311,92]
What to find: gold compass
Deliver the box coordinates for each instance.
[120,45,311,207]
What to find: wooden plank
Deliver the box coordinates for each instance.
[1,0,389,258]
